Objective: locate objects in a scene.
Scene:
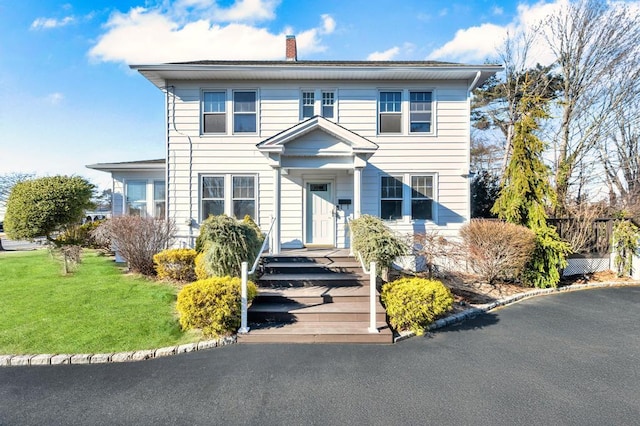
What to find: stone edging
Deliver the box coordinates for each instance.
[394,281,640,343]
[0,336,236,368]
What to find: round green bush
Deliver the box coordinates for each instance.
[176,276,257,337]
[381,277,454,335]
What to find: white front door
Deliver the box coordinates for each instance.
[305,182,335,246]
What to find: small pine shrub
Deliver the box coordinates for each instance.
[381,277,454,335]
[460,220,536,285]
[349,215,408,275]
[196,215,264,277]
[154,248,197,282]
[521,226,572,288]
[176,276,257,337]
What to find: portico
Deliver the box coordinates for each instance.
[256,116,378,254]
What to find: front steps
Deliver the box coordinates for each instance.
[237,250,392,344]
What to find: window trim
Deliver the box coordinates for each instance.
[409,91,433,134]
[124,180,148,217]
[378,172,438,223]
[232,90,258,134]
[378,90,403,134]
[201,90,227,134]
[199,174,259,222]
[410,175,434,221]
[153,180,166,219]
[201,175,225,221]
[232,175,257,220]
[380,175,404,221]
[301,90,315,119]
[300,88,337,121]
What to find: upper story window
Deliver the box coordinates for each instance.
[379,91,402,133]
[411,176,433,220]
[233,91,257,133]
[203,91,226,134]
[302,91,315,119]
[380,176,403,220]
[410,91,432,133]
[322,91,335,119]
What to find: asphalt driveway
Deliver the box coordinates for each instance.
[1,286,639,425]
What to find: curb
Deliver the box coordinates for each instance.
[0,336,236,368]
[394,281,640,343]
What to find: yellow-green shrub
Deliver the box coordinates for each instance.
[381,277,454,336]
[176,276,257,337]
[194,252,210,280]
[153,248,197,282]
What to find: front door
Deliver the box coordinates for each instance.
[305,182,335,246]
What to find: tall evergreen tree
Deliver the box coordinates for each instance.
[492,81,571,288]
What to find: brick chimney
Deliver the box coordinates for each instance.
[285,35,297,61]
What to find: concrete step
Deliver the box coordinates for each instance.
[237,321,393,344]
[248,301,387,323]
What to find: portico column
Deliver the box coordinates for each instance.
[353,167,362,219]
[272,167,281,254]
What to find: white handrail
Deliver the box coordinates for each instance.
[346,216,379,334]
[239,216,277,334]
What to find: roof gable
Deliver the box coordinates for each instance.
[256,116,378,156]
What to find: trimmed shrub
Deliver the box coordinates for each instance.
[154,248,197,282]
[521,226,571,288]
[196,215,264,277]
[194,252,210,280]
[460,220,536,285]
[349,215,408,275]
[176,276,257,337]
[54,221,104,248]
[92,216,176,276]
[381,277,454,335]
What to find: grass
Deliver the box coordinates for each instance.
[0,249,200,354]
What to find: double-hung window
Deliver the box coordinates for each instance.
[302,91,315,119]
[380,176,403,220]
[322,91,335,119]
[201,176,225,219]
[411,176,433,220]
[125,181,147,217]
[153,180,166,219]
[379,91,402,133]
[203,91,226,134]
[410,91,432,133]
[233,91,257,133]
[232,176,256,219]
[201,175,257,221]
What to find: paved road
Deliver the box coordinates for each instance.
[0,237,43,251]
[1,286,639,425]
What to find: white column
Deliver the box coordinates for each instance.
[239,261,249,334]
[272,167,281,254]
[368,261,379,334]
[353,167,362,219]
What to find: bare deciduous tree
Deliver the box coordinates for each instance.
[544,0,640,215]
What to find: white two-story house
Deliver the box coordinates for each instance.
[89,36,501,253]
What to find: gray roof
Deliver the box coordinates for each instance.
[86,159,165,172]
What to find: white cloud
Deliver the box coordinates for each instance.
[367,46,400,61]
[492,6,504,15]
[30,16,75,30]
[214,0,279,22]
[89,4,333,63]
[428,0,575,64]
[45,92,64,105]
[429,23,510,63]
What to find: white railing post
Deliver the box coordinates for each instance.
[239,261,250,334]
[368,261,379,334]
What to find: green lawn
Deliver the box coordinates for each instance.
[0,249,199,354]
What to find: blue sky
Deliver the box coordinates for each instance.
[0,0,594,189]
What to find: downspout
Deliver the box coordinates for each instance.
[166,85,194,247]
[465,71,482,223]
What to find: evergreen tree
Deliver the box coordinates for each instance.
[491,81,571,288]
